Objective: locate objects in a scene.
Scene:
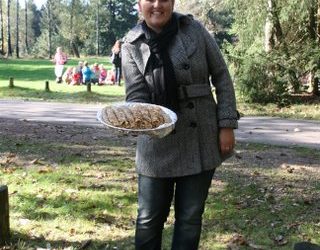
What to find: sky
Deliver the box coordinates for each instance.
[33,0,46,9]
[19,0,46,9]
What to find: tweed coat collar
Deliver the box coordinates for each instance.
[125,12,197,76]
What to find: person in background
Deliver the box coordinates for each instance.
[121,0,239,249]
[99,64,107,85]
[71,67,81,85]
[63,66,73,85]
[82,61,92,85]
[91,63,100,84]
[52,47,68,83]
[111,40,122,86]
[76,61,84,84]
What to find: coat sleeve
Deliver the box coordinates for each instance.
[196,21,239,128]
[122,43,151,103]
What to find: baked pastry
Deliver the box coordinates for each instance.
[102,104,170,129]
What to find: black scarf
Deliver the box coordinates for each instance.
[142,14,179,112]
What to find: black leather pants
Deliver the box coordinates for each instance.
[135,169,215,250]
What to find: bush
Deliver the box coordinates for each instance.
[235,54,289,105]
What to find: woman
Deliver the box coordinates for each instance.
[111,40,122,85]
[52,47,67,83]
[122,0,239,249]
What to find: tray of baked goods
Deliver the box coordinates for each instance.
[97,102,177,138]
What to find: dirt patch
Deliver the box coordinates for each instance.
[1,117,319,171]
[0,117,136,167]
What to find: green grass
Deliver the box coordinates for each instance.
[1,58,320,249]
[1,58,320,119]
[1,120,320,249]
[0,58,125,104]
[237,98,320,120]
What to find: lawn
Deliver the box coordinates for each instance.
[1,58,320,120]
[1,58,320,249]
[0,118,319,250]
[0,58,125,104]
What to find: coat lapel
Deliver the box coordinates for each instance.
[125,13,197,76]
[169,16,197,69]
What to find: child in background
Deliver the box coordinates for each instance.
[52,47,68,83]
[99,64,107,85]
[76,61,84,84]
[63,67,73,84]
[71,67,81,85]
[106,70,115,85]
[82,61,92,85]
[91,63,100,84]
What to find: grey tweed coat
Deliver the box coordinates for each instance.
[122,12,238,178]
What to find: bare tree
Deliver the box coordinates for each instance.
[69,0,80,57]
[47,0,53,58]
[15,0,20,58]
[0,0,4,55]
[313,0,320,95]
[96,0,100,56]
[25,0,29,54]
[6,0,12,57]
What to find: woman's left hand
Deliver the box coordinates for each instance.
[219,128,235,155]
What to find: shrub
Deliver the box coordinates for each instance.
[235,53,289,105]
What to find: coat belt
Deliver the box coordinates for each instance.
[178,84,212,100]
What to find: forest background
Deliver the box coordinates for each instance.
[1,0,320,104]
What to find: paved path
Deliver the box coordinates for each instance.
[0,99,319,149]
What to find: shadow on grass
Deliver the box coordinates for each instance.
[9,231,135,250]
[14,191,136,222]
[1,118,320,249]
[200,154,320,249]
[0,86,124,103]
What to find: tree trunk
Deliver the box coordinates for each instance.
[96,0,100,56]
[308,4,317,40]
[312,77,319,95]
[0,185,10,246]
[0,0,4,55]
[6,0,12,57]
[15,0,19,58]
[24,0,28,54]
[48,0,52,59]
[272,0,283,44]
[71,41,80,58]
[264,0,283,52]
[317,0,320,45]
[69,0,79,58]
[264,0,274,52]
[312,0,320,95]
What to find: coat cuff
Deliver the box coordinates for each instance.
[218,111,240,129]
[218,119,238,129]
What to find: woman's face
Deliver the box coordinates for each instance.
[138,0,174,33]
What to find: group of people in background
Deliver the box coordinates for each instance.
[62,61,109,86]
[52,40,122,86]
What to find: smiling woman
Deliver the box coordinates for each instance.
[121,0,239,249]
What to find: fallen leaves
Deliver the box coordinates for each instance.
[273,235,288,246]
[37,166,55,174]
[227,234,267,250]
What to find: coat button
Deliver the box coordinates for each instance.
[189,122,197,128]
[186,102,194,109]
[183,63,190,70]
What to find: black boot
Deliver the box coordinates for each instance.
[294,242,320,250]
